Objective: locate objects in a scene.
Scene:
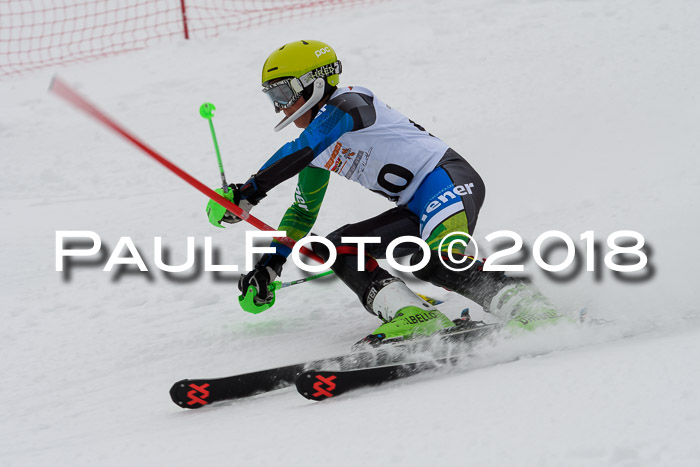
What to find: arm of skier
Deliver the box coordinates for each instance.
[205,110,342,228]
[236,92,376,203]
[236,92,375,303]
[271,166,330,257]
[238,167,329,303]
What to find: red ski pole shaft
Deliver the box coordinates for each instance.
[48,76,324,264]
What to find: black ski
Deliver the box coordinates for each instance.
[294,321,502,401]
[171,364,307,409]
[170,353,371,409]
[295,358,459,401]
[296,318,614,401]
[170,321,502,409]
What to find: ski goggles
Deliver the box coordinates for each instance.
[262,78,305,112]
[262,60,342,112]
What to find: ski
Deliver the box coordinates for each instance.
[171,363,307,409]
[170,320,502,409]
[170,352,372,409]
[296,317,616,401]
[295,357,456,401]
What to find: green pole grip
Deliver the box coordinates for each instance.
[238,286,276,314]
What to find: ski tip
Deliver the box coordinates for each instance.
[169,379,212,409]
[295,371,340,401]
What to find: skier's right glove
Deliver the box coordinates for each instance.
[238,253,286,305]
[206,180,266,228]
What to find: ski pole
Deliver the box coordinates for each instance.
[199,102,228,192]
[268,271,445,305]
[241,269,446,314]
[240,270,335,314]
[269,270,335,291]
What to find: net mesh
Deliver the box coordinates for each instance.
[0,0,381,77]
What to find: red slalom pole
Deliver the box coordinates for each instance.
[48,76,325,264]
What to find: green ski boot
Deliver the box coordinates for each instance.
[372,305,455,340]
[487,282,567,331]
[356,278,455,347]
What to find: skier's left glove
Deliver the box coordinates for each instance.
[206,187,236,228]
[206,180,266,228]
[238,253,286,305]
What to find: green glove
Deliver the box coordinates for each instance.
[206,187,235,228]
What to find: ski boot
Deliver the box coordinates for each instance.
[355,279,455,348]
[486,282,566,331]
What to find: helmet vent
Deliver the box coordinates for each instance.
[267,67,278,72]
[301,40,309,45]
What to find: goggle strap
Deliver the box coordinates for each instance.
[298,60,342,88]
[263,60,342,95]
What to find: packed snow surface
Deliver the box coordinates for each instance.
[2,0,700,465]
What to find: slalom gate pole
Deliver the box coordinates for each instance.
[48,77,446,311]
[48,76,325,264]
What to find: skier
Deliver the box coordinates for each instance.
[207,40,562,342]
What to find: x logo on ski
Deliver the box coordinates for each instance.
[312,375,337,398]
[186,383,210,406]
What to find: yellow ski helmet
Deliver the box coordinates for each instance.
[261,40,341,113]
[262,40,341,87]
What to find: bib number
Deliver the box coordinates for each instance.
[377,164,414,194]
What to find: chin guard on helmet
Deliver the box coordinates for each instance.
[272,78,326,132]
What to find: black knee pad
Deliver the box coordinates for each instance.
[325,224,350,246]
[410,248,439,282]
[311,224,395,310]
[311,224,351,261]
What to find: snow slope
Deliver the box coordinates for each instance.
[2,0,700,465]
